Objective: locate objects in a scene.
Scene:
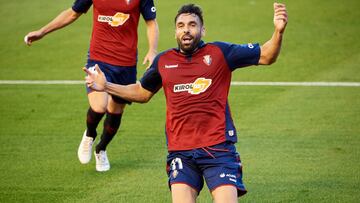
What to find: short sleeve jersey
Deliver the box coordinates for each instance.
[140,41,261,151]
[72,0,156,66]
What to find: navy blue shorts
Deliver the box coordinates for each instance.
[86,59,137,104]
[166,141,247,197]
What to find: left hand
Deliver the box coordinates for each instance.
[273,3,288,33]
[142,50,157,69]
[83,64,107,91]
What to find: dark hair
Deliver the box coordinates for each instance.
[175,4,204,25]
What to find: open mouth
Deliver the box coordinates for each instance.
[182,35,193,44]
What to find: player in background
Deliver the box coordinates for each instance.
[84,3,287,202]
[24,0,159,172]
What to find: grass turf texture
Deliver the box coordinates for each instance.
[0,0,359,202]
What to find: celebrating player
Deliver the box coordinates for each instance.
[25,0,159,172]
[85,3,287,202]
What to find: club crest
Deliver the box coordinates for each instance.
[203,55,212,66]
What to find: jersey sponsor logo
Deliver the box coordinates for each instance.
[98,12,130,27]
[173,78,212,95]
[203,55,212,66]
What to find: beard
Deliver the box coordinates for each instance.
[177,33,202,54]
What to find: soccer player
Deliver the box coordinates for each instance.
[24,0,159,172]
[84,3,287,202]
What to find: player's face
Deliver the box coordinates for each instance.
[175,13,205,54]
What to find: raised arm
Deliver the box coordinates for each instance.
[24,8,82,45]
[142,19,160,68]
[84,65,154,103]
[259,3,288,65]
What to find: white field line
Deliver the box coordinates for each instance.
[230,81,360,87]
[0,80,360,87]
[0,80,84,85]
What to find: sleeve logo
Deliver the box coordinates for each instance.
[98,12,130,27]
[173,78,212,95]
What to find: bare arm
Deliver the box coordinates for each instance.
[83,65,154,103]
[105,82,154,103]
[142,19,159,68]
[25,8,82,45]
[259,3,288,65]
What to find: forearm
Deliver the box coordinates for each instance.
[259,29,284,65]
[146,19,159,53]
[104,82,153,103]
[39,8,81,36]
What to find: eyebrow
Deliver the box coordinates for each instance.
[176,20,198,26]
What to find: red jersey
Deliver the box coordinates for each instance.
[141,41,261,151]
[72,0,156,66]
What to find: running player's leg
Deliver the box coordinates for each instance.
[95,97,125,153]
[93,97,125,171]
[93,64,136,171]
[171,184,197,203]
[87,91,108,138]
[78,90,107,164]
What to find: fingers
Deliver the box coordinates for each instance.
[24,34,35,46]
[142,56,148,65]
[83,67,92,75]
[95,64,101,74]
[274,2,288,22]
[83,67,93,87]
[274,3,287,15]
[85,76,94,87]
[24,35,30,46]
[274,2,286,9]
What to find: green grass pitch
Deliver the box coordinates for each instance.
[0,0,359,202]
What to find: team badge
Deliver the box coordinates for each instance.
[125,0,131,5]
[203,55,212,66]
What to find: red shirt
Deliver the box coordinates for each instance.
[72,0,156,66]
[141,41,261,151]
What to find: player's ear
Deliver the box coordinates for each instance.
[201,26,206,37]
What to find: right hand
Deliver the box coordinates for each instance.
[83,64,107,91]
[273,2,288,34]
[24,30,45,46]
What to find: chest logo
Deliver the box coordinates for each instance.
[173,78,212,95]
[203,55,212,66]
[98,12,130,27]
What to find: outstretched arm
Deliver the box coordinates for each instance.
[259,3,288,65]
[142,19,159,69]
[24,8,82,45]
[84,65,154,103]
